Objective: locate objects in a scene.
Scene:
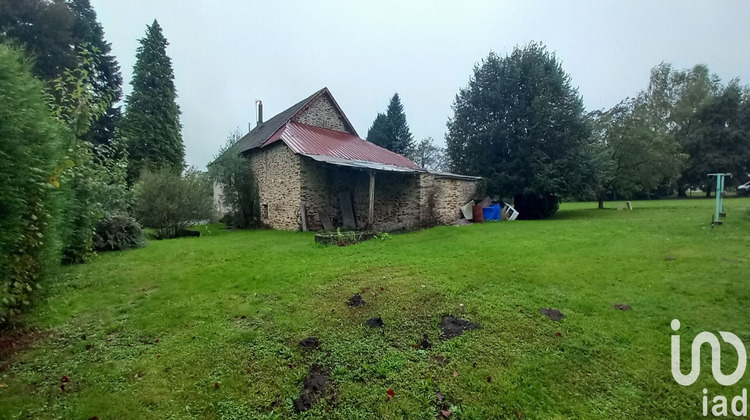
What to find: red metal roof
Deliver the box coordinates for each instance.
[263,121,421,170]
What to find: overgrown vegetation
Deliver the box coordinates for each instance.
[0,45,68,324]
[133,168,213,239]
[50,46,129,264]
[0,2,178,325]
[93,214,144,252]
[209,129,261,229]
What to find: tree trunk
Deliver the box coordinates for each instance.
[597,191,606,209]
[705,184,712,198]
[677,184,687,197]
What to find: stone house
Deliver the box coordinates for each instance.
[214,87,481,231]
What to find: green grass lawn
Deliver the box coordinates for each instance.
[1,199,749,419]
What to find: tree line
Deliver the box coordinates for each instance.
[367,43,750,215]
[0,0,213,325]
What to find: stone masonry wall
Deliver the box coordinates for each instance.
[348,171,421,231]
[248,142,302,230]
[234,143,479,231]
[292,94,351,132]
[420,174,478,224]
[298,156,330,231]
[299,156,422,231]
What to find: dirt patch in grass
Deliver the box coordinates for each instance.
[299,337,320,350]
[613,303,631,311]
[439,316,480,339]
[418,333,431,349]
[293,364,330,413]
[365,317,384,328]
[347,294,365,306]
[540,308,565,322]
[0,328,51,371]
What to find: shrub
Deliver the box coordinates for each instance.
[59,143,131,263]
[133,168,213,239]
[0,45,68,324]
[208,129,261,229]
[514,193,560,219]
[93,215,144,252]
[50,47,128,264]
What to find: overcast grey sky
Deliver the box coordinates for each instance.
[91,0,750,169]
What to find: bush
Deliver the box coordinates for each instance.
[0,45,68,324]
[208,129,261,229]
[60,143,132,264]
[514,193,560,219]
[50,48,129,264]
[93,215,144,252]
[134,168,213,239]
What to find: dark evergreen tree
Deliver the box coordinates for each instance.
[0,0,76,80]
[366,93,414,155]
[121,20,184,182]
[366,113,390,150]
[0,0,123,147]
[385,93,414,155]
[67,0,123,147]
[446,43,594,217]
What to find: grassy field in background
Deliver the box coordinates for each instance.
[1,198,749,419]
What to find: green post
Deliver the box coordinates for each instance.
[719,175,726,217]
[709,173,732,226]
[713,175,722,224]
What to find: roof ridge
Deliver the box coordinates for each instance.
[226,87,327,156]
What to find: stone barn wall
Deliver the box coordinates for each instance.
[292,94,350,133]
[298,156,330,231]
[218,142,480,231]
[299,157,422,231]
[247,142,302,230]
[420,174,478,225]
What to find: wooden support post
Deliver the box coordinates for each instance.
[300,201,308,231]
[368,172,375,229]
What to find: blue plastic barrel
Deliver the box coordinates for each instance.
[483,204,501,221]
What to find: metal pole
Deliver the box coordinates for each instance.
[714,175,722,224]
[719,175,726,216]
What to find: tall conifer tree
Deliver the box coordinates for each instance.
[366,93,414,156]
[121,20,184,182]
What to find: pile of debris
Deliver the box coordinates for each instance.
[456,197,519,225]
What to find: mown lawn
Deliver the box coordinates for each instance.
[1,199,749,419]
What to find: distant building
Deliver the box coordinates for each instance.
[215,87,480,231]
